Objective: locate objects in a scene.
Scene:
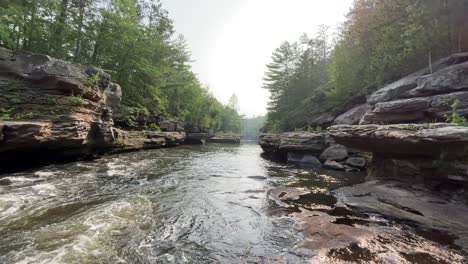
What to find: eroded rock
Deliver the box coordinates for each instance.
[334,104,371,125]
[319,145,348,162]
[345,157,367,169]
[287,153,322,167]
[329,124,468,159]
[323,160,345,171]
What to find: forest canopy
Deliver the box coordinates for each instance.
[263,0,468,132]
[0,0,241,133]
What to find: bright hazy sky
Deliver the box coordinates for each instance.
[162,0,353,117]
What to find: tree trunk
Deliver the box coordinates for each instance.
[50,0,69,56]
[74,0,86,60]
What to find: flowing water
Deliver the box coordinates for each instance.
[0,143,466,263]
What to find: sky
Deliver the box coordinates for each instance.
[162,0,353,117]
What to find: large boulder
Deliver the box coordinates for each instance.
[333,104,370,125]
[287,152,322,167]
[319,145,348,162]
[278,132,327,154]
[345,157,367,169]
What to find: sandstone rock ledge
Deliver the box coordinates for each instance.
[207,135,241,144]
[0,48,185,173]
[111,129,186,152]
[329,124,468,184]
[259,132,367,171]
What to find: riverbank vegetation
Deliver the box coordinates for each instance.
[263,0,468,132]
[0,0,240,133]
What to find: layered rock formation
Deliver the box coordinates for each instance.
[326,53,468,185]
[329,124,468,184]
[334,52,468,126]
[259,132,366,171]
[0,48,184,172]
[261,53,468,184]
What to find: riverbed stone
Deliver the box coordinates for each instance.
[323,160,346,171]
[0,178,12,186]
[320,145,348,162]
[345,157,367,169]
[287,152,322,166]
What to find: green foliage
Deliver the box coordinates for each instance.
[447,100,468,126]
[241,116,265,140]
[148,123,160,131]
[263,0,468,132]
[86,73,99,85]
[400,124,420,131]
[0,0,240,131]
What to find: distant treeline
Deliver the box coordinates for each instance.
[263,0,468,132]
[0,0,240,133]
[241,116,266,140]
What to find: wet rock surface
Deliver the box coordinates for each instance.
[269,181,468,263]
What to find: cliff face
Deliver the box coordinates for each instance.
[0,48,184,173]
[334,52,468,126]
[260,53,468,188]
[326,53,468,186]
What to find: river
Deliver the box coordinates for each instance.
[0,143,466,263]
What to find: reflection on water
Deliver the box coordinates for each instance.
[0,143,465,263]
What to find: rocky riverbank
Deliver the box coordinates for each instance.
[0,48,187,173]
[260,52,468,199]
[259,132,367,172]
